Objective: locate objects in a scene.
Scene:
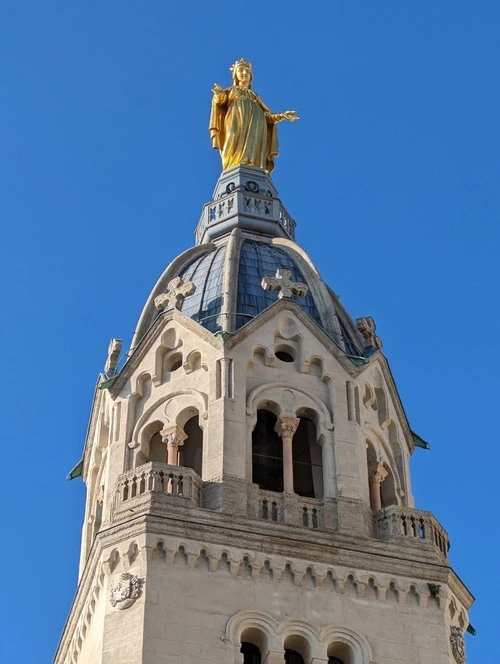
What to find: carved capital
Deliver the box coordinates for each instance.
[368,462,388,485]
[274,416,300,440]
[160,424,187,448]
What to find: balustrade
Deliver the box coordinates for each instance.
[258,490,323,530]
[374,506,449,559]
[115,462,202,510]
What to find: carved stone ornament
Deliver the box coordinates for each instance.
[154,276,196,311]
[110,572,143,610]
[261,267,308,300]
[274,416,300,440]
[450,626,466,664]
[356,316,383,350]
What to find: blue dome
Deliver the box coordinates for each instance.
[179,244,226,333]
[133,234,364,359]
[235,241,322,330]
[178,239,322,334]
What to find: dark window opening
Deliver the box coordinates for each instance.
[252,410,283,493]
[285,650,305,664]
[149,432,166,463]
[179,415,203,476]
[241,643,261,664]
[275,350,294,363]
[293,418,323,498]
[329,658,344,664]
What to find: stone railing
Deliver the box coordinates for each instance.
[373,506,449,559]
[258,489,324,530]
[115,462,202,510]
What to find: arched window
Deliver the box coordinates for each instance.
[327,642,355,664]
[179,415,203,476]
[293,417,323,498]
[252,410,283,493]
[284,635,309,663]
[241,643,261,664]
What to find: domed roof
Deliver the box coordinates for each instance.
[132,233,365,359]
[178,239,322,333]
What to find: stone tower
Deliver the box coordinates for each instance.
[56,162,473,663]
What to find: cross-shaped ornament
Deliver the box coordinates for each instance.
[154,276,196,311]
[261,267,308,300]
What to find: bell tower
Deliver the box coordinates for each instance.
[56,62,473,664]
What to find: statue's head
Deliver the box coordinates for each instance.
[230,58,253,86]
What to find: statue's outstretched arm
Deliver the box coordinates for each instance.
[266,110,300,123]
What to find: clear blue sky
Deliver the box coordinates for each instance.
[0,1,497,661]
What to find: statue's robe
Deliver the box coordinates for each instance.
[210,86,279,173]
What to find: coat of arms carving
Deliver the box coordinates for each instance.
[110,572,143,610]
[450,626,466,664]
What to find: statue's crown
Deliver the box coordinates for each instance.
[230,58,253,73]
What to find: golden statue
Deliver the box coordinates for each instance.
[209,59,299,173]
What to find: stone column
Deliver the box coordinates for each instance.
[274,416,300,493]
[368,462,388,511]
[160,424,187,466]
[321,434,336,498]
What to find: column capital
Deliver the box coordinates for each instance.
[368,461,388,485]
[160,424,187,447]
[274,416,300,439]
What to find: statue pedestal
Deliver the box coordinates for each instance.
[195,165,296,245]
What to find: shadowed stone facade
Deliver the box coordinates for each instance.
[55,166,473,664]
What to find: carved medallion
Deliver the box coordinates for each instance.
[110,572,143,610]
[450,626,466,664]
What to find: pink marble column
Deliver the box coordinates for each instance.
[275,416,300,493]
[160,423,187,466]
[368,461,388,510]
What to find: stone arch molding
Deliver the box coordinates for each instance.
[129,389,208,450]
[365,423,405,499]
[223,610,373,663]
[246,383,334,437]
[320,626,373,663]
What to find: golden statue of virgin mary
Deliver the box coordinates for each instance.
[209,59,299,174]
